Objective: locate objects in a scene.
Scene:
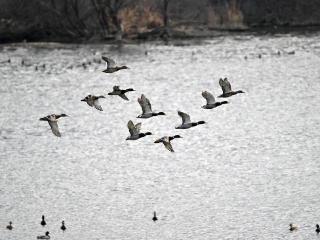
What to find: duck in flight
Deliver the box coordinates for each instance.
[37,231,50,239]
[154,135,182,152]
[137,94,165,118]
[102,56,128,73]
[81,94,105,111]
[218,78,244,98]
[175,111,205,129]
[108,86,135,101]
[201,91,228,109]
[39,114,68,137]
[126,120,152,140]
[6,221,13,230]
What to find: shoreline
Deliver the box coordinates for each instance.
[1,25,320,45]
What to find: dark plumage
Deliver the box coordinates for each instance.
[152,211,158,222]
[108,85,135,101]
[41,215,46,227]
[6,221,13,230]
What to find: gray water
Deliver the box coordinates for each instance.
[0,34,320,240]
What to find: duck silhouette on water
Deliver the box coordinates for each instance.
[126,120,152,140]
[108,86,135,101]
[289,223,298,231]
[37,231,50,239]
[201,91,228,109]
[6,221,13,230]
[152,211,158,222]
[316,224,320,234]
[39,114,68,137]
[137,94,165,118]
[102,56,128,73]
[41,215,46,227]
[61,221,66,232]
[218,78,244,98]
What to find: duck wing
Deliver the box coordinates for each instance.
[48,120,61,137]
[127,120,141,136]
[93,99,103,111]
[119,93,129,101]
[163,141,174,152]
[178,111,191,124]
[219,78,232,94]
[113,85,120,91]
[202,91,216,104]
[102,56,116,68]
[138,94,152,114]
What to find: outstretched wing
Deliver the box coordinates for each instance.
[138,94,152,114]
[93,99,103,111]
[178,111,191,124]
[119,93,129,101]
[202,91,216,104]
[163,141,174,152]
[102,56,116,68]
[219,78,232,94]
[113,85,120,91]
[127,120,141,136]
[48,121,61,137]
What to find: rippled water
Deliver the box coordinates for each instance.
[0,34,320,240]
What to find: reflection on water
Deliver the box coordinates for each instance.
[0,34,320,240]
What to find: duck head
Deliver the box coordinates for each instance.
[173,135,182,139]
[236,90,245,94]
[45,231,50,236]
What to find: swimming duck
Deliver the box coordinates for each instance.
[6,221,13,230]
[61,221,66,232]
[39,114,68,137]
[316,224,320,233]
[41,215,46,227]
[154,135,182,152]
[102,56,128,73]
[175,111,205,129]
[152,211,158,222]
[218,78,244,98]
[126,120,152,140]
[289,223,298,231]
[201,91,228,109]
[37,231,50,239]
[81,94,105,111]
[108,86,135,101]
[137,94,165,118]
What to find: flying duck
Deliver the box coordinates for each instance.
[126,120,152,140]
[152,211,158,222]
[218,78,244,98]
[102,56,128,73]
[40,215,46,227]
[6,221,13,230]
[289,223,298,231]
[137,94,165,118]
[154,135,182,152]
[39,114,68,137]
[61,221,66,232]
[201,91,228,109]
[175,111,205,129]
[81,94,105,111]
[37,231,50,239]
[316,224,320,234]
[108,86,135,101]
